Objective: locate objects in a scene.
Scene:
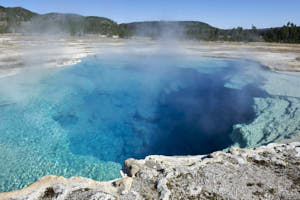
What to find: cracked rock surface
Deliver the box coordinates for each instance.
[1,142,300,200]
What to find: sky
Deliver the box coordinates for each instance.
[1,0,300,29]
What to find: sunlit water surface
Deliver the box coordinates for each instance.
[0,54,280,192]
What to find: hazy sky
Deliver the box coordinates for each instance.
[1,0,300,29]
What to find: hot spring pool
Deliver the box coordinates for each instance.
[0,54,299,192]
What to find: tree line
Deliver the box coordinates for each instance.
[188,22,300,43]
[120,22,300,43]
[1,6,299,43]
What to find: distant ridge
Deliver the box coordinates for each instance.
[119,21,215,39]
[0,6,299,43]
[0,6,119,35]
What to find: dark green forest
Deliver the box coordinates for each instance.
[0,6,120,36]
[212,23,300,43]
[0,5,299,43]
[120,21,300,43]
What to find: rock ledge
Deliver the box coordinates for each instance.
[1,142,300,200]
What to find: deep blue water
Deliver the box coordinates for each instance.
[0,55,267,192]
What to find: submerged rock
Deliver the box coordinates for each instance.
[232,96,300,147]
[1,142,300,200]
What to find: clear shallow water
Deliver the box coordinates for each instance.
[0,54,271,192]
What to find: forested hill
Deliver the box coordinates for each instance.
[120,21,300,43]
[0,6,120,35]
[119,21,215,40]
[0,5,300,43]
[0,6,37,32]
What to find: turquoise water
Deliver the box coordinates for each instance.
[0,54,270,192]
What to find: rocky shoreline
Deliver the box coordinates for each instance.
[0,142,299,200]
